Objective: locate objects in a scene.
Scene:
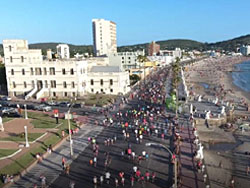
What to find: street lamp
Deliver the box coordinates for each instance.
[24,104,28,119]
[146,142,177,188]
[0,116,4,132]
[24,126,30,147]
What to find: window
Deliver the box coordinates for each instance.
[11,69,14,75]
[100,79,103,86]
[91,89,94,93]
[9,45,12,52]
[70,68,74,75]
[45,81,48,88]
[51,80,56,88]
[71,82,75,88]
[53,92,56,97]
[10,56,13,63]
[122,61,124,64]
[110,79,113,85]
[35,68,42,75]
[49,67,55,75]
[101,89,103,93]
[72,92,75,97]
[24,82,27,88]
[32,81,35,87]
[44,68,47,75]
[13,82,16,88]
[21,56,24,62]
[128,57,131,59]
[64,92,67,97]
[110,88,113,93]
[63,81,67,88]
[62,68,66,75]
[30,68,34,75]
[91,79,94,85]
[122,57,124,59]
[128,61,131,63]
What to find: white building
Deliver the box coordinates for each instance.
[147,56,174,66]
[108,50,145,70]
[87,66,130,95]
[57,44,70,59]
[92,19,117,56]
[240,45,250,56]
[173,48,182,58]
[3,39,130,99]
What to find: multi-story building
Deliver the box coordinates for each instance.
[3,39,88,99]
[3,39,130,99]
[57,44,70,59]
[108,50,145,70]
[86,66,130,95]
[148,41,160,56]
[92,19,117,56]
[240,45,250,56]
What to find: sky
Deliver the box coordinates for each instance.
[1,0,250,46]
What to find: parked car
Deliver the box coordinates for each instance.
[26,104,35,110]
[34,104,52,112]
[46,101,58,106]
[58,102,70,108]
[2,112,21,118]
[1,96,11,101]
[0,107,16,114]
[72,103,82,108]
[0,101,9,107]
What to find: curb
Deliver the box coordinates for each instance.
[2,122,86,188]
[0,149,22,160]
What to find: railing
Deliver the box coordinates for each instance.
[36,87,48,99]
[25,87,37,100]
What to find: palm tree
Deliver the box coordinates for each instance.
[137,55,148,87]
[171,57,181,118]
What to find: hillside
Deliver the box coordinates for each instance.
[208,34,250,51]
[0,34,250,56]
[118,39,205,52]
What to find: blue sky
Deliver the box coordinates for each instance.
[1,0,250,46]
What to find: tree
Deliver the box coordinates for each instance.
[171,57,181,117]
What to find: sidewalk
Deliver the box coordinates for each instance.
[178,120,206,188]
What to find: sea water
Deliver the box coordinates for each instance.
[232,60,250,92]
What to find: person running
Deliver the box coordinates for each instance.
[100,175,104,186]
[105,171,111,184]
[93,156,97,167]
[69,181,75,188]
[131,175,135,187]
[115,178,119,187]
[152,172,156,182]
[145,171,150,181]
[93,176,97,188]
[40,175,46,188]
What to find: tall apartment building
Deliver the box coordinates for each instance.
[148,41,160,56]
[92,19,117,56]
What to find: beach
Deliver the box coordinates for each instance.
[184,56,250,188]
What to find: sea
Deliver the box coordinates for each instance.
[232,60,250,92]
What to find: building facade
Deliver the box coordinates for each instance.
[57,44,70,59]
[3,40,88,99]
[92,19,117,56]
[108,50,145,70]
[240,45,250,56]
[148,41,160,56]
[86,66,130,95]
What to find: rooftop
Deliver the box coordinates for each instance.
[90,66,122,73]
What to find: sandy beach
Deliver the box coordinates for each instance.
[184,56,250,188]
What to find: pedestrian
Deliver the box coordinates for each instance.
[93,176,97,188]
[105,171,111,184]
[230,177,235,188]
[40,175,46,188]
[152,172,156,182]
[246,165,250,175]
[69,181,75,188]
[62,157,66,170]
[115,178,119,187]
[100,175,104,186]
[89,159,93,166]
[121,177,125,187]
[65,164,70,175]
[131,175,135,187]
[145,171,150,181]
[93,156,97,167]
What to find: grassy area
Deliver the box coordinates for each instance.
[0,133,44,142]
[2,117,14,123]
[27,112,57,129]
[0,149,18,158]
[84,94,117,106]
[0,111,78,187]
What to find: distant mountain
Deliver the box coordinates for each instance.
[0,34,250,56]
[208,34,250,51]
